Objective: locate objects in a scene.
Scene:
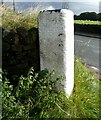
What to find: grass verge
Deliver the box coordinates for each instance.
[74,20,101,25]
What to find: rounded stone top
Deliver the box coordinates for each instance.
[40,9,73,15]
[40,9,61,13]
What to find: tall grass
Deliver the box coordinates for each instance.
[0,5,41,30]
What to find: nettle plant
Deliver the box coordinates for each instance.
[2,67,68,119]
[2,59,100,119]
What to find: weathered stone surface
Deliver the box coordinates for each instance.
[39,9,74,97]
[2,27,40,77]
[16,27,28,45]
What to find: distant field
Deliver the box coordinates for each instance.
[74,20,101,25]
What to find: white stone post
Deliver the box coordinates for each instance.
[38,9,74,97]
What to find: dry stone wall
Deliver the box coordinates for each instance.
[2,27,40,77]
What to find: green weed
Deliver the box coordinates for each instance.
[1,58,100,119]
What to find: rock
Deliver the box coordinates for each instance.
[16,27,28,45]
[3,29,16,44]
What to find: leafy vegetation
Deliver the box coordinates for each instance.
[74,12,101,21]
[74,20,101,25]
[1,58,100,119]
[74,12,101,26]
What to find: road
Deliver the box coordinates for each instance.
[75,35,100,71]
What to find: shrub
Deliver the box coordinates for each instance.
[2,68,69,119]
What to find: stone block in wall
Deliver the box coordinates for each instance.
[3,29,16,44]
[28,28,39,44]
[16,27,28,45]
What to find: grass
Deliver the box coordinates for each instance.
[1,5,100,118]
[42,58,100,118]
[74,20,101,25]
[0,5,40,30]
[49,58,100,118]
[73,58,100,118]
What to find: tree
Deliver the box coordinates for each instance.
[74,14,80,20]
[88,12,98,21]
[79,12,89,20]
[77,12,98,21]
[98,13,101,21]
